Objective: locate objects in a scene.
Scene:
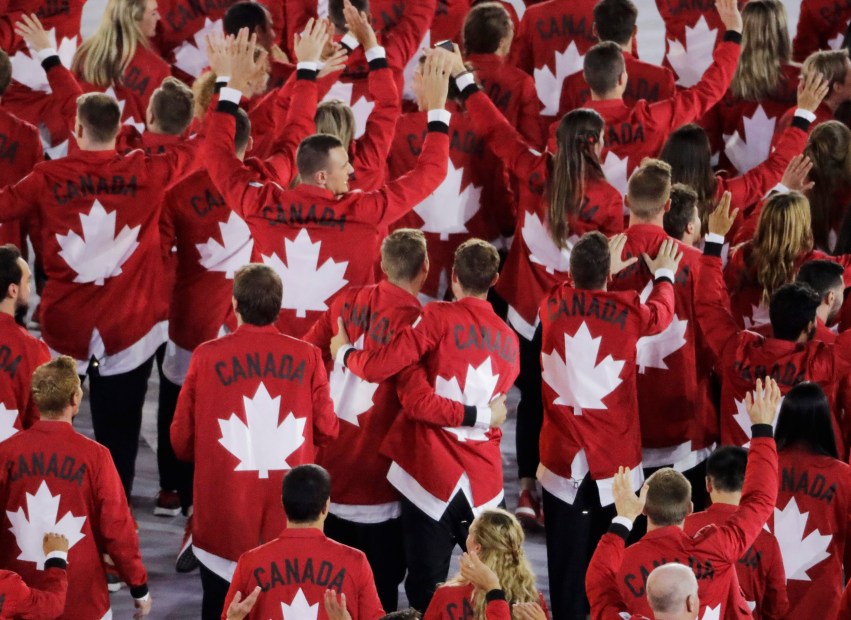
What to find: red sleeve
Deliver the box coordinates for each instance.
[220,557,248,620]
[44,58,84,136]
[170,353,198,461]
[309,346,339,448]
[508,13,534,74]
[266,75,319,185]
[637,280,676,336]
[396,364,465,427]
[356,553,385,620]
[383,0,438,70]
[694,248,743,363]
[303,310,335,366]
[760,535,789,620]
[517,77,546,148]
[352,66,401,185]
[485,597,512,620]
[792,1,820,63]
[586,530,630,620]
[831,328,851,377]
[0,170,43,221]
[2,566,68,620]
[146,136,201,186]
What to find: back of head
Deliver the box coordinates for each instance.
[329,0,368,31]
[646,563,699,617]
[805,121,851,249]
[315,101,356,151]
[463,2,513,55]
[803,49,850,94]
[706,446,747,493]
[583,41,625,96]
[381,229,427,282]
[659,125,715,218]
[380,610,421,620]
[233,264,282,326]
[453,238,500,295]
[224,1,271,37]
[282,464,331,523]
[775,381,839,458]
[31,356,82,419]
[151,77,194,135]
[768,282,820,340]
[73,0,147,86]
[0,50,11,96]
[0,244,23,294]
[593,0,638,46]
[663,184,699,240]
[296,134,345,178]
[796,259,845,299]
[76,93,122,143]
[730,0,790,100]
[644,468,691,526]
[627,158,672,220]
[570,231,610,290]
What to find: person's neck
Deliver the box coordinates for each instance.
[709,491,742,506]
[823,93,842,113]
[816,306,830,326]
[456,291,488,301]
[629,213,664,228]
[287,519,324,530]
[618,39,632,53]
[0,300,15,318]
[590,89,622,101]
[81,141,116,152]
[388,277,421,297]
[646,520,684,533]
[40,411,74,424]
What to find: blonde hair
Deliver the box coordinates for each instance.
[31,356,81,418]
[447,510,539,620]
[315,101,356,152]
[802,49,850,94]
[73,0,150,86]
[627,158,672,220]
[805,121,851,251]
[730,0,791,101]
[192,70,217,121]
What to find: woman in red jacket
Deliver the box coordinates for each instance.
[805,121,851,253]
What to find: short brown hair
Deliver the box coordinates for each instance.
[803,49,850,92]
[644,468,692,526]
[31,356,80,418]
[570,231,610,290]
[463,2,513,55]
[77,92,121,143]
[151,77,194,135]
[663,184,698,240]
[296,134,345,177]
[0,50,11,95]
[233,264,282,326]
[381,229,427,282]
[453,239,499,295]
[627,158,672,219]
[584,41,625,95]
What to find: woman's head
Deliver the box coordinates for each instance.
[315,101,356,152]
[463,2,513,57]
[805,121,851,251]
[659,124,716,222]
[775,382,839,458]
[730,0,790,101]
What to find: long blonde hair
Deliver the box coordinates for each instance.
[73,0,149,86]
[315,101,356,151]
[805,121,851,251]
[730,0,791,101]
[447,510,540,620]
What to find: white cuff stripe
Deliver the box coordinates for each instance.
[219,87,242,104]
[427,109,451,124]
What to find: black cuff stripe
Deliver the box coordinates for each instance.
[462,405,477,427]
[723,31,743,44]
[791,116,812,131]
[458,83,480,103]
[130,584,149,599]
[296,69,318,81]
[343,348,354,367]
[654,276,674,285]
[368,58,389,70]
[427,121,449,133]
[341,41,355,53]
[214,81,224,94]
[608,523,630,541]
[41,56,61,71]
[751,424,774,438]
[704,241,724,257]
[44,558,68,570]
[215,100,240,116]
[485,589,506,602]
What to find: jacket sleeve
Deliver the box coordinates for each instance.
[4,565,68,620]
[220,557,248,620]
[508,13,534,74]
[0,168,42,221]
[383,0,437,70]
[760,535,789,620]
[266,71,319,185]
[170,353,198,461]
[352,62,401,186]
[518,76,546,148]
[694,243,742,363]
[484,591,512,620]
[637,279,676,336]
[303,309,335,366]
[396,364,465,427]
[586,526,631,620]
[43,56,83,135]
[147,136,201,187]
[356,553,385,620]
[310,346,339,448]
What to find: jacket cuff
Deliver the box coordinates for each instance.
[41,54,61,71]
[365,46,387,63]
[723,31,743,44]
[455,73,479,102]
[462,405,476,427]
[336,344,354,367]
[44,556,68,570]
[654,268,675,284]
[427,109,450,133]
[791,114,812,131]
[214,77,229,93]
[219,87,242,104]
[703,240,724,257]
[296,66,319,80]
[340,33,359,52]
[485,589,506,602]
[608,521,631,541]
[215,99,240,115]
[130,584,149,599]
[751,424,774,438]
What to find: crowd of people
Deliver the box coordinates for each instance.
[1,0,851,617]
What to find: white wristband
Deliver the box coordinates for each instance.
[365,46,387,62]
[474,405,491,430]
[427,109,451,125]
[215,75,231,84]
[612,516,634,531]
[134,593,151,603]
[335,344,354,367]
[455,72,476,91]
[341,33,359,50]
[36,48,58,62]
[219,87,242,104]
[794,108,817,122]
[297,61,319,71]
[705,232,725,245]
[45,550,68,562]
[654,268,675,282]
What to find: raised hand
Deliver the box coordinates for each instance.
[205,30,232,76]
[228,28,267,93]
[609,233,638,276]
[797,70,830,113]
[745,377,782,426]
[324,590,352,620]
[14,14,53,53]
[612,466,647,521]
[716,0,743,33]
[319,45,348,78]
[420,52,450,112]
[133,594,153,619]
[226,587,261,620]
[780,154,814,192]
[707,191,739,238]
[460,550,501,592]
[643,238,683,274]
[513,603,547,620]
[330,318,352,360]
[343,0,378,50]
[489,394,507,428]
[42,532,69,555]
[294,18,331,64]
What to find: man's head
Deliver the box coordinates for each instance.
[224,1,274,49]
[593,0,638,48]
[463,2,514,56]
[626,158,672,221]
[329,0,368,32]
[0,51,11,97]
[0,245,30,326]
[75,93,121,146]
[646,564,700,620]
[232,264,282,326]
[796,259,845,327]
[570,231,610,290]
[31,356,83,421]
[663,184,701,246]
[296,134,353,195]
[643,468,692,527]
[768,282,821,341]
[803,49,851,107]
[583,41,627,98]
[147,77,194,135]
[282,464,331,524]
[705,446,747,500]
[451,238,500,299]
[380,229,429,289]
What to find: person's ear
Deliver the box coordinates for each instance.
[490,273,499,288]
[246,135,254,153]
[705,477,712,494]
[591,22,599,40]
[826,290,835,308]
[687,501,693,517]
[315,170,328,187]
[686,221,695,237]
[232,296,239,314]
[6,283,17,301]
[686,593,697,614]
[664,198,672,213]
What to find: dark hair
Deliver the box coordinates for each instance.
[233,264,282,325]
[381,229,427,281]
[0,244,23,295]
[644,468,692,526]
[775,382,839,458]
[224,1,271,36]
[570,231,610,290]
[151,77,194,135]
[768,282,821,340]
[296,134,345,177]
[583,41,625,95]
[706,446,748,493]
[796,259,845,299]
[380,610,422,620]
[282,464,331,523]
[0,50,11,95]
[659,124,718,224]
[663,184,699,240]
[234,107,252,154]
[593,0,638,46]
[329,0,369,30]
[463,2,513,54]
[77,92,121,142]
[453,238,500,295]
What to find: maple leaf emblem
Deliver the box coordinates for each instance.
[329,335,379,427]
[521,212,576,274]
[6,481,86,569]
[828,25,848,50]
[195,211,253,278]
[732,396,782,446]
[502,0,526,20]
[217,382,307,478]
[722,106,777,173]
[174,18,222,77]
[742,303,770,330]
[44,140,69,160]
[102,87,145,134]
[403,30,431,102]
[533,41,584,115]
[261,229,349,318]
[56,200,141,285]
[322,81,375,139]
[601,150,629,197]
[11,29,76,93]
[772,497,832,581]
[636,281,688,373]
[0,403,20,442]
[542,322,625,414]
[414,160,481,240]
[281,588,319,620]
[701,605,721,620]
[435,358,501,442]
[667,16,717,87]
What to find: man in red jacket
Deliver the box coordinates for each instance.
[0,533,69,619]
[662,185,701,248]
[0,356,152,619]
[223,464,384,620]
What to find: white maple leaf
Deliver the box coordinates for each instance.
[403,30,431,102]
[0,403,20,442]
[636,281,688,373]
[772,497,832,581]
[502,0,526,20]
[722,106,777,174]
[195,211,253,278]
[828,25,848,50]
[6,481,86,569]
[414,160,481,240]
[11,30,76,93]
[521,211,576,274]
[602,150,629,197]
[436,358,500,443]
[44,140,69,160]
[742,303,769,330]
[322,81,375,139]
[701,605,721,620]
[261,229,349,318]
[667,16,717,87]
[316,0,329,18]
[174,18,222,78]
[56,200,141,285]
[533,42,584,115]
[217,382,307,478]
[542,322,625,415]
[329,335,378,427]
[281,588,319,620]
[103,87,145,134]
[732,396,782,447]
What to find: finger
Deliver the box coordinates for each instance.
[622,256,638,268]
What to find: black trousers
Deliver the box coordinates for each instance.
[199,563,231,620]
[400,494,474,612]
[325,513,406,612]
[88,356,155,498]
[514,327,543,480]
[156,350,194,509]
[543,480,616,620]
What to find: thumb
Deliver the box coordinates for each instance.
[641,252,652,267]
[336,317,346,335]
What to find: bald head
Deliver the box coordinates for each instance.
[646,564,699,619]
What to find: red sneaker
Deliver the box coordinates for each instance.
[175,515,199,573]
[515,489,543,531]
[154,490,182,517]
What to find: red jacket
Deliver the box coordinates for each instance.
[586,522,652,620]
[770,447,851,620]
[223,528,383,620]
[170,324,339,562]
[372,0,469,44]
[0,563,67,620]
[154,0,234,80]
[424,583,549,620]
[685,503,788,620]
[771,102,833,151]
[793,0,851,62]
[0,109,43,251]
[0,314,50,442]
[0,421,148,619]
[538,279,675,506]
[615,431,778,619]
[303,281,422,512]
